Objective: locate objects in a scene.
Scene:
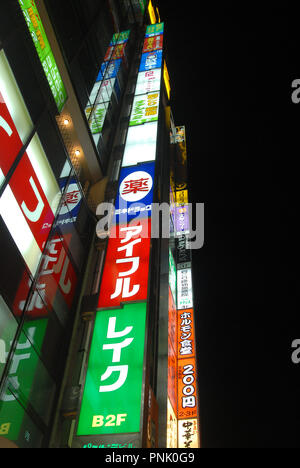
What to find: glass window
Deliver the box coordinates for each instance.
[0,323,56,429]
[0,296,18,382]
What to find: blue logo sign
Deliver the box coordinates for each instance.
[115,162,156,222]
[139,50,163,72]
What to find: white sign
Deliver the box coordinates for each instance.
[122,121,158,167]
[177,268,193,310]
[119,171,153,202]
[135,69,161,96]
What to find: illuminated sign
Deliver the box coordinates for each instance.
[0,91,23,181]
[148,0,157,24]
[0,318,51,444]
[97,60,122,81]
[139,50,163,72]
[143,35,163,54]
[178,419,199,449]
[0,81,60,274]
[18,0,67,112]
[135,69,162,96]
[110,31,130,45]
[177,268,193,310]
[177,358,198,421]
[175,204,190,235]
[130,92,160,127]
[122,122,158,167]
[98,219,151,309]
[77,303,147,436]
[177,309,196,360]
[115,163,155,222]
[163,61,171,100]
[146,23,164,37]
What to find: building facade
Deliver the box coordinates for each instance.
[0,0,200,448]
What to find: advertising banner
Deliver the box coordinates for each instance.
[122,122,158,167]
[129,92,160,127]
[177,309,196,360]
[77,303,147,436]
[178,419,199,449]
[139,50,163,72]
[115,163,155,222]
[177,268,193,310]
[135,69,162,96]
[143,35,163,53]
[177,357,198,421]
[18,0,67,112]
[98,218,151,309]
[146,23,164,37]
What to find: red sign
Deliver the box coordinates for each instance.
[9,153,54,251]
[143,35,163,53]
[0,90,54,251]
[98,218,151,308]
[0,91,23,177]
[13,234,78,318]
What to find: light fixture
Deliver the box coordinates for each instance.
[75,149,81,156]
[63,118,70,126]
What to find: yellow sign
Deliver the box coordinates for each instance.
[148,0,157,24]
[176,190,188,205]
[163,61,171,100]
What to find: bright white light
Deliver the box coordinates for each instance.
[0,186,41,276]
[122,121,158,167]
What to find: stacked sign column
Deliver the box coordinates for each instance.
[175,128,200,449]
[76,23,164,449]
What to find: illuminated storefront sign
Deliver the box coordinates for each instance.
[115,163,155,222]
[98,219,151,309]
[177,358,198,421]
[0,318,52,444]
[175,204,190,235]
[0,60,60,275]
[146,23,164,37]
[85,31,129,142]
[135,69,162,96]
[178,419,199,449]
[18,0,67,112]
[130,92,160,127]
[77,303,147,436]
[177,309,195,360]
[177,268,193,310]
[122,122,158,167]
[143,35,163,54]
[148,0,157,24]
[139,50,163,72]
[111,31,130,45]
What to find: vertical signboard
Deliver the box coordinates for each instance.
[170,128,200,448]
[85,31,130,144]
[77,303,147,436]
[76,23,164,448]
[97,218,151,309]
[18,0,67,112]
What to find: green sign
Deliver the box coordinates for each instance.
[18,0,67,112]
[0,319,49,444]
[77,303,147,436]
[146,23,164,36]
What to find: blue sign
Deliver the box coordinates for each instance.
[115,162,156,223]
[57,177,82,228]
[97,59,122,81]
[139,50,163,72]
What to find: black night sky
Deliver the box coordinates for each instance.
[158,1,300,448]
